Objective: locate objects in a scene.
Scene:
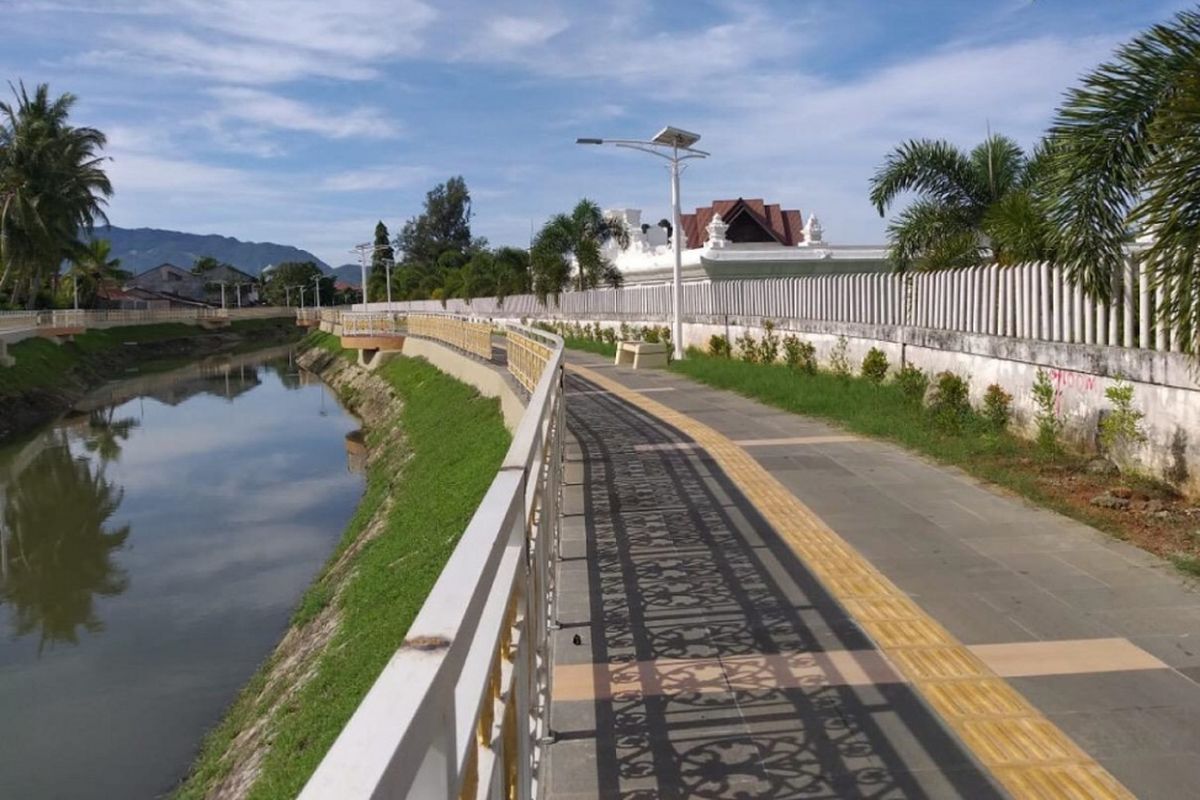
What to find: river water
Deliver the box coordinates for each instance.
[0,348,365,799]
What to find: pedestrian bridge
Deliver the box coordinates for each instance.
[298,311,1200,800]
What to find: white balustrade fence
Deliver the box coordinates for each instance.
[300,318,564,800]
[362,258,1190,354]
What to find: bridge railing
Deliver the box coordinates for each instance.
[300,317,565,800]
[341,311,405,336]
[408,312,493,360]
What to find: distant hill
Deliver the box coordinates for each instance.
[329,264,362,287]
[90,226,331,276]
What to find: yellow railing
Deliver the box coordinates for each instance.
[506,328,554,393]
[341,312,404,336]
[408,313,492,360]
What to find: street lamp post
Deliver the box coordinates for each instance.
[577,126,708,360]
[352,242,396,310]
[314,275,322,309]
[284,285,292,307]
[297,285,306,308]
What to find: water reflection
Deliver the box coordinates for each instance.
[1,432,130,652]
[0,347,364,800]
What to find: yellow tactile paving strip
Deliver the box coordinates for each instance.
[567,363,1134,800]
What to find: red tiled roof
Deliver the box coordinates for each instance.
[680,198,805,249]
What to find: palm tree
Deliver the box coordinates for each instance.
[0,82,112,308]
[869,134,1055,272]
[65,238,127,308]
[530,199,629,302]
[1045,8,1200,356]
[1,436,130,652]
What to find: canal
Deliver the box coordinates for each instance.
[0,347,365,799]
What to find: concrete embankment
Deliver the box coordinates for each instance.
[0,318,302,443]
[173,333,510,800]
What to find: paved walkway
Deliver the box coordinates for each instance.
[544,350,1200,799]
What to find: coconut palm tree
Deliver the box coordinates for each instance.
[530,199,629,302]
[1045,8,1200,356]
[0,82,112,308]
[869,134,1056,272]
[64,238,127,308]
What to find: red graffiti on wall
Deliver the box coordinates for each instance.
[1047,368,1099,415]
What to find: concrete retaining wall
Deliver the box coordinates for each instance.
[485,312,1199,496]
[394,337,525,432]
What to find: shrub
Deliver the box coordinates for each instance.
[861,347,889,384]
[894,364,929,403]
[735,331,759,363]
[928,371,971,431]
[602,327,616,345]
[708,334,732,358]
[619,322,631,342]
[783,336,816,374]
[758,320,780,364]
[829,335,851,379]
[1032,369,1063,455]
[1099,375,1146,468]
[641,326,659,343]
[982,384,1013,432]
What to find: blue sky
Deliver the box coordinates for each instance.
[2,0,1192,266]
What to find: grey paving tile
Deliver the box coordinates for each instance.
[1009,669,1200,714]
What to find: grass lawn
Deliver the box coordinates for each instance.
[175,330,512,800]
[670,349,1199,571]
[561,336,617,358]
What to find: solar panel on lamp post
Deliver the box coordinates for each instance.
[577,126,708,360]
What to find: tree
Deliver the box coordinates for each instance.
[1045,8,1200,356]
[1,435,130,651]
[0,82,112,308]
[366,220,393,303]
[395,176,473,266]
[64,238,128,308]
[868,134,1055,272]
[191,255,224,275]
[530,199,628,302]
[261,261,331,306]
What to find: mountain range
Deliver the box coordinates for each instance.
[90,226,363,286]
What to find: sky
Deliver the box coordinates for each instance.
[2,0,1193,267]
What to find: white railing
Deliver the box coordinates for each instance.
[361,254,1192,355]
[300,317,564,800]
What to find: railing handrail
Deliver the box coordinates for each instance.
[300,313,564,800]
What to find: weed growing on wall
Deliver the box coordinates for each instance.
[1099,375,1146,470]
[861,348,889,384]
[709,334,732,358]
[758,320,780,364]
[736,331,759,363]
[829,336,851,379]
[928,371,971,432]
[982,384,1013,432]
[783,336,816,374]
[1032,369,1063,455]
[894,365,929,403]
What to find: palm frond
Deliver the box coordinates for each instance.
[868,139,982,216]
[1047,8,1200,299]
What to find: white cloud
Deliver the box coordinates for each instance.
[206,87,401,141]
[72,0,437,84]
[487,15,568,48]
[320,164,436,192]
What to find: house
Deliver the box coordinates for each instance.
[602,198,888,284]
[125,263,208,303]
[197,264,260,305]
